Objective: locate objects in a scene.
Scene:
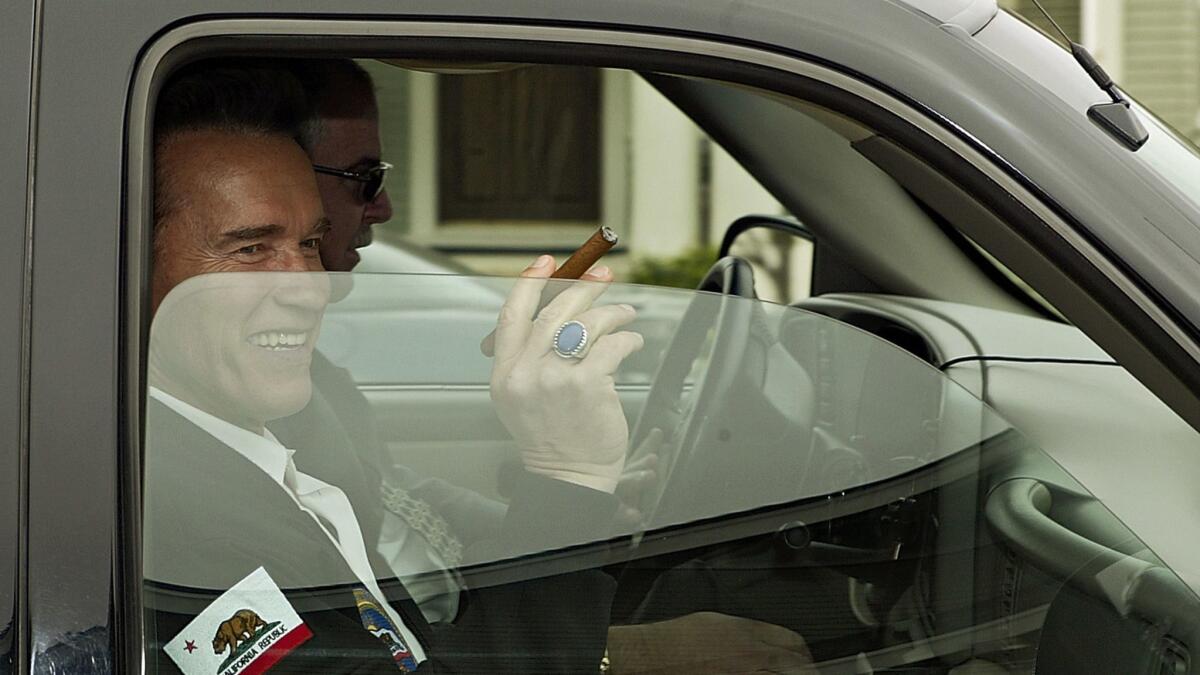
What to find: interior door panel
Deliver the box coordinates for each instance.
[317,271,1199,671]
[364,387,649,500]
[791,293,1200,672]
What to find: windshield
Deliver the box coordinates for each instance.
[141,272,1199,672]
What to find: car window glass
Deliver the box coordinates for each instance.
[141,272,1198,672]
[353,61,807,293]
[354,57,1056,318]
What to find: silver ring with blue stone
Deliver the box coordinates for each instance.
[553,320,589,359]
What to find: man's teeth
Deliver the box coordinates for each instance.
[247,331,309,350]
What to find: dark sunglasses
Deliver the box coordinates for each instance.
[312,161,393,203]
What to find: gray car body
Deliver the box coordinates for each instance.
[5,0,1200,671]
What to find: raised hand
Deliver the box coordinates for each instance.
[488,256,644,493]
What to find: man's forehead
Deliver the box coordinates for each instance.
[159,130,321,231]
[213,218,331,242]
[167,129,300,170]
[166,132,296,200]
[197,191,323,243]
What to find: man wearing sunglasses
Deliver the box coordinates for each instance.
[313,160,392,208]
[286,56,513,592]
[297,59,396,273]
[277,59,816,675]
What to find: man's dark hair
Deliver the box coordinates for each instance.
[287,58,376,152]
[154,60,310,231]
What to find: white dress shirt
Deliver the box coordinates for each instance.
[149,387,427,664]
[378,512,461,622]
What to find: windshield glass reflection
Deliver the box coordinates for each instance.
[144,273,1157,557]
[142,272,1194,674]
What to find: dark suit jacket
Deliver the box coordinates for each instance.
[144,399,616,673]
[278,351,506,550]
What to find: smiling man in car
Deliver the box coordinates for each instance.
[142,61,643,674]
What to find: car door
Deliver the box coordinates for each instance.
[589,281,1199,674]
[146,268,1200,673]
[21,1,1200,671]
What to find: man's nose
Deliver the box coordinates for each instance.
[272,268,331,311]
[364,188,393,225]
[262,248,329,307]
[267,247,321,273]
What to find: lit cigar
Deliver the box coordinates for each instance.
[550,227,619,279]
[481,227,619,356]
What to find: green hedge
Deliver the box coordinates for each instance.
[629,246,719,289]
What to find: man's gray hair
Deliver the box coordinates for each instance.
[288,58,377,153]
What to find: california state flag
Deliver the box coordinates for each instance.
[164,567,313,675]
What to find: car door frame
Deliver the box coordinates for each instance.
[1,0,37,671]
[24,13,1192,672]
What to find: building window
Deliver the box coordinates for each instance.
[437,66,602,225]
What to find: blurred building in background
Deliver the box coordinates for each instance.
[365,1,1199,291]
[367,62,783,282]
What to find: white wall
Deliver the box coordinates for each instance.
[625,78,784,258]
[1082,0,1125,81]
[708,144,782,243]
[1122,0,1200,141]
[626,77,702,258]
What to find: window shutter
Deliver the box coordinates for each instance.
[1013,0,1083,43]
[437,66,602,224]
[1123,0,1200,142]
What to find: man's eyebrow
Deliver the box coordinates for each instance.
[218,224,284,243]
[311,217,332,235]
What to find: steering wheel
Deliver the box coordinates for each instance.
[627,256,758,527]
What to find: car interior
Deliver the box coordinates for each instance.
[145,48,1200,674]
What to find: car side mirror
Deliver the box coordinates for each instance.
[718,215,815,304]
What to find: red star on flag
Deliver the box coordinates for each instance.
[184,640,197,654]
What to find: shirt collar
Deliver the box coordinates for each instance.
[148,386,293,485]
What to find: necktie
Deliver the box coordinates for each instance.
[283,460,427,664]
[380,482,464,569]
